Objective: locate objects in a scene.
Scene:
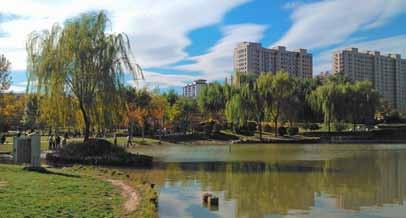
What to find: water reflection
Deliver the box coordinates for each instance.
[130,146,406,218]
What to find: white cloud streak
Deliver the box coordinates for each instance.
[0,0,250,71]
[274,0,406,49]
[175,23,267,81]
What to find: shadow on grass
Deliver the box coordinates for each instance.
[22,166,81,178]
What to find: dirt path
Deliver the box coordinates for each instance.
[108,179,139,212]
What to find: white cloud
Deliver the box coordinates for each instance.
[0,0,250,70]
[128,71,197,90]
[274,0,406,49]
[175,24,267,81]
[314,34,406,74]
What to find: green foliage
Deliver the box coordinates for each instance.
[197,82,226,118]
[334,121,346,132]
[26,11,143,141]
[309,123,320,131]
[278,127,287,136]
[163,89,179,106]
[169,97,197,134]
[21,95,39,129]
[308,78,379,133]
[259,71,296,136]
[287,127,299,136]
[60,139,126,157]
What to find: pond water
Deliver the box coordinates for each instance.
[131,143,406,218]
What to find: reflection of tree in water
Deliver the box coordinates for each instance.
[322,150,406,210]
[126,150,406,218]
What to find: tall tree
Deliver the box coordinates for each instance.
[170,97,197,135]
[308,79,347,133]
[265,71,295,136]
[21,95,39,129]
[197,82,226,120]
[347,81,379,130]
[241,79,266,140]
[26,11,143,141]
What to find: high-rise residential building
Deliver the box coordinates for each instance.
[182,79,207,98]
[333,48,406,112]
[233,42,313,78]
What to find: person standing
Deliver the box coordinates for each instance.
[55,135,61,150]
[48,135,54,150]
[114,134,118,146]
[62,133,68,148]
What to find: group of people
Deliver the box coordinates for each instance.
[48,134,67,150]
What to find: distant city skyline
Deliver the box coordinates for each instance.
[1,0,405,92]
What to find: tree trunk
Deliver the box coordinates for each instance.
[159,119,162,143]
[142,125,145,141]
[353,119,356,132]
[79,101,90,142]
[258,119,262,141]
[327,106,331,134]
[274,119,278,137]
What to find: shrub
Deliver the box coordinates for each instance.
[263,124,272,132]
[212,123,222,134]
[247,121,257,132]
[302,123,310,130]
[203,121,214,135]
[278,127,287,136]
[59,139,127,158]
[287,127,299,136]
[334,122,346,132]
[0,134,5,144]
[47,139,152,166]
[309,123,320,131]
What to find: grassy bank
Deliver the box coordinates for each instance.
[0,164,157,218]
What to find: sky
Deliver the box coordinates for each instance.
[1,0,406,93]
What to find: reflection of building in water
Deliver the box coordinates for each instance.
[332,151,406,210]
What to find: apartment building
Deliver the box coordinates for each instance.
[333,48,406,112]
[182,79,207,98]
[233,42,313,78]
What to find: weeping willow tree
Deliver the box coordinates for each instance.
[26,11,143,141]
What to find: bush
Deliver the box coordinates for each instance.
[47,139,152,166]
[263,124,272,132]
[59,139,127,157]
[334,122,346,132]
[0,134,5,144]
[302,123,310,130]
[212,123,222,134]
[247,121,257,132]
[309,123,320,131]
[278,127,287,136]
[203,121,214,135]
[287,127,299,136]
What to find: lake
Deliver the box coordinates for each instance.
[130,143,406,218]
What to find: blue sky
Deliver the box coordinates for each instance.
[1,0,406,92]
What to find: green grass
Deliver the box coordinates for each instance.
[0,164,122,218]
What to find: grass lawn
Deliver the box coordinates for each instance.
[0,164,157,218]
[0,164,122,217]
